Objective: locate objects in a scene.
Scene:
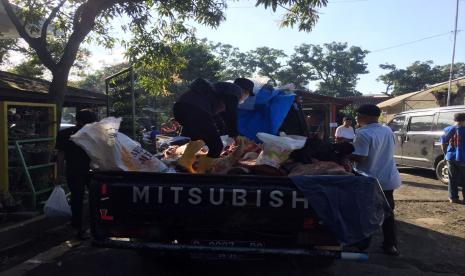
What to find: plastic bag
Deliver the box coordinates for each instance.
[43,186,71,218]
[256,132,306,168]
[70,117,168,172]
[221,135,235,148]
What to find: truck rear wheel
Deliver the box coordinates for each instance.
[435,159,449,185]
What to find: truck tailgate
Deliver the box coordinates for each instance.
[90,171,340,250]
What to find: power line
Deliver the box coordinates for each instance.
[369,31,462,53]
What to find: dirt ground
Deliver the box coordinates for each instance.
[326,167,465,276]
[396,167,465,240]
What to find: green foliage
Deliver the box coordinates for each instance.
[256,0,328,31]
[177,39,223,82]
[0,38,19,66]
[275,42,368,96]
[1,0,327,123]
[249,47,287,85]
[276,44,315,89]
[73,62,129,92]
[8,55,45,78]
[377,61,465,96]
[210,42,255,80]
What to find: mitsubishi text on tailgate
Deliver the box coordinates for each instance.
[89,172,373,265]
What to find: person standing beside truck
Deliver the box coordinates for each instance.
[335,117,355,143]
[173,78,248,174]
[55,109,97,240]
[351,104,401,256]
[440,113,465,204]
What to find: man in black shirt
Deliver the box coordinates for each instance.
[55,109,97,239]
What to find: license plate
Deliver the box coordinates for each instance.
[190,240,265,260]
[191,240,265,248]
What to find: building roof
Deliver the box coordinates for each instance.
[341,95,391,108]
[295,90,352,106]
[377,91,422,108]
[377,76,465,109]
[0,71,107,106]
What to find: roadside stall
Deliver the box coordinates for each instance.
[296,91,351,141]
[0,71,107,210]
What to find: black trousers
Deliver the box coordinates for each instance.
[173,102,223,158]
[383,190,397,246]
[67,173,90,231]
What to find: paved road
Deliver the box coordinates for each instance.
[2,168,464,276]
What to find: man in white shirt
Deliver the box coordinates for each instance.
[351,104,402,256]
[335,117,355,143]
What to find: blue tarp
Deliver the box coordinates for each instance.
[290,175,390,245]
[237,87,295,142]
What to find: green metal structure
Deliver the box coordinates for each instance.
[13,138,56,209]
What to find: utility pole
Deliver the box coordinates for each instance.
[447,0,460,106]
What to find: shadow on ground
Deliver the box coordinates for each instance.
[23,220,465,276]
[401,181,448,191]
[398,167,438,180]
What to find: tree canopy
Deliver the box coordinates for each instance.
[377,61,465,96]
[0,0,328,120]
[301,42,369,97]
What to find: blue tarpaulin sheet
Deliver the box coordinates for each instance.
[290,175,390,245]
[237,87,295,142]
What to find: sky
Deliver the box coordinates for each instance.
[48,0,465,94]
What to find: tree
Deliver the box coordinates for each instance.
[248,47,287,85]
[8,45,90,79]
[278,42,368,96]
[378,61,465,96]
[9,55,45,78]
[210,42,255,80]
[276,44,315,89]
[1,0,327,121]
[177,39,222,82]
[0,38,19,66]
[73,62,129,92]
[311,42,368,96]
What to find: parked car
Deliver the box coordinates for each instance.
[387,105,465,184]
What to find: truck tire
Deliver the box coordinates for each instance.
[435,159,449,185]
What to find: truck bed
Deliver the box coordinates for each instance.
[89,171,370,261]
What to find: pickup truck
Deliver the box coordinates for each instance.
[89,171,383,265]
[89,96,384,265]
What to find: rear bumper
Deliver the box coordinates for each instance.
[92,239,368,261]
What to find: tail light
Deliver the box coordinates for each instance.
[303,217,316,230]
[100,183,108,196]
